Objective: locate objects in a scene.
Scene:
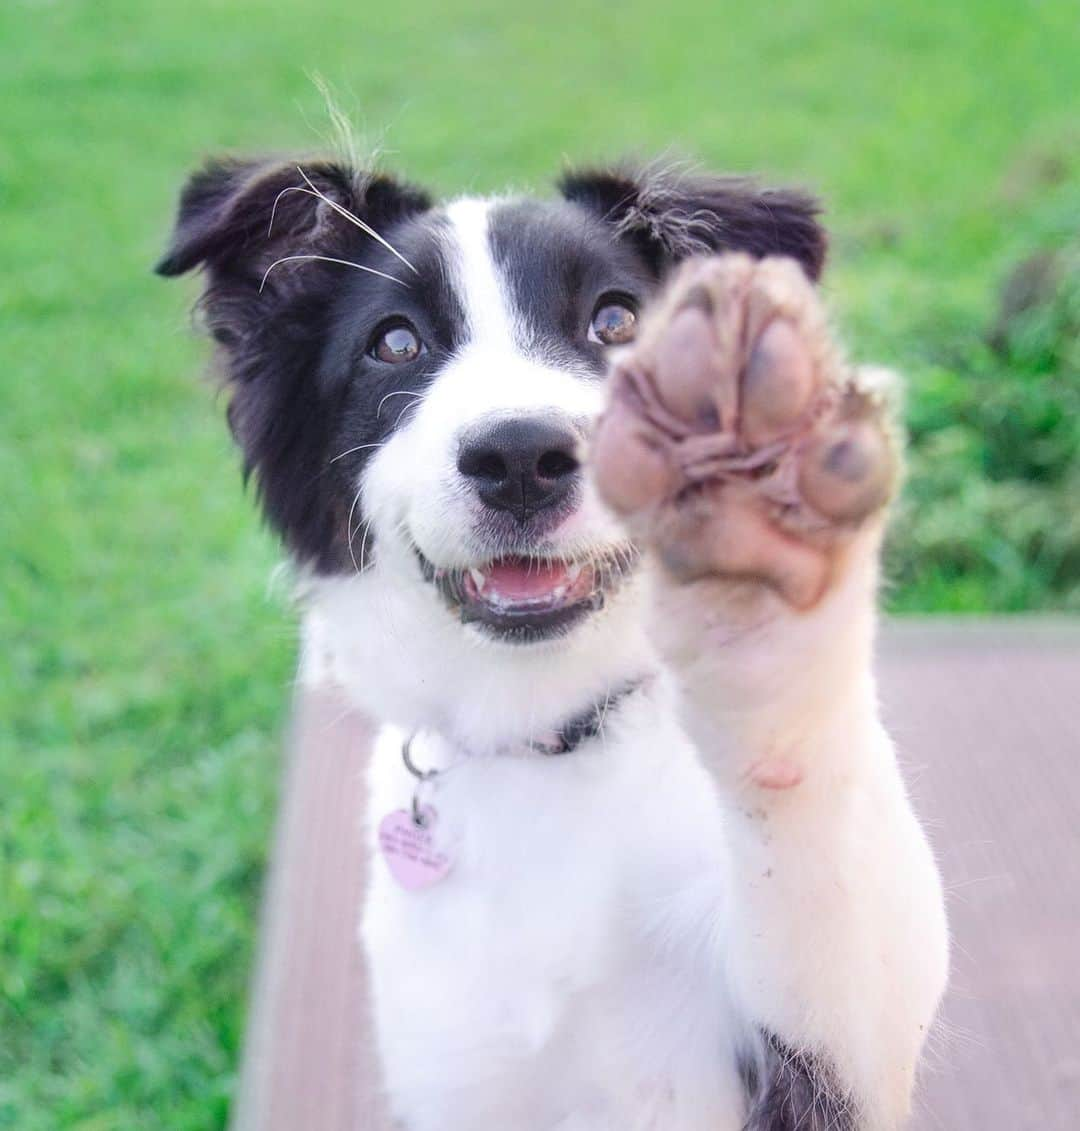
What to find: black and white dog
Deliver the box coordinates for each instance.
[159,157,947,1130]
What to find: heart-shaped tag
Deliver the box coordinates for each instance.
[378,806,452,891]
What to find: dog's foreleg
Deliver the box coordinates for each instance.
[658,542,946,1130]
[591,255,948,1128]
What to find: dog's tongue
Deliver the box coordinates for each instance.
[486,558,570,600]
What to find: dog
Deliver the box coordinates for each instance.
[159,156,948,1130]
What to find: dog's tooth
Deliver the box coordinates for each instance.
[469,568,486,591]
[566,562,583,584]
[552,585,568,601]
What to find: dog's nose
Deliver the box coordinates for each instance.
[457,417,580,521]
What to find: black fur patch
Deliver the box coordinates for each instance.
[559,163,827,280]
[156,158,441,570]
[739,1033,856,1131]
[487,197,659,372]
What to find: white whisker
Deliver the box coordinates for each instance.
[392,399,425,430]
[346,488,366,574]
[260,254,407,292]
[358,518,374,573]
[329,441,386,465]
[268,185,314,238]
[377,389,426,418]
[292,167,420,276]
[270,184,380,243]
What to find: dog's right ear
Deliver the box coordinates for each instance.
[155,158,432,571]
[156,156,431,281]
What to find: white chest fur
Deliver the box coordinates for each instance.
[361,685,746,1131]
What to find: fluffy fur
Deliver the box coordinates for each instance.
[159,156,947,1130]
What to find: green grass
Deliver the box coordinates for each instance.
[1,0,1078,1126]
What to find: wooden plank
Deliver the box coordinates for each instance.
[879,621,1080,1131]
[230,620,1080,1130]
[229,688,394,1131]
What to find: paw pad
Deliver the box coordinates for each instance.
[591,255,899,609]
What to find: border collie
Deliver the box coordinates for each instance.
[159,156,948,1130]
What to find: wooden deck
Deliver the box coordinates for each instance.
[881,622,1080,1131]
[230,620,1080,1131]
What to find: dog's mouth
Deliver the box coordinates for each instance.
[416,549,635,643]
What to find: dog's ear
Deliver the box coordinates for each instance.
[157,157,430,278]
[559,164,827,280]
[157,156,431,348]
[155,157,431,571]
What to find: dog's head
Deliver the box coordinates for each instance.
[159,158,825,725]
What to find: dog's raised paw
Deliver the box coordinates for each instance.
[591,254,899,610]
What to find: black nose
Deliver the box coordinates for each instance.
[457,416,581,521]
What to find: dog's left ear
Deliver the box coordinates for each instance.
[559,164,827,280]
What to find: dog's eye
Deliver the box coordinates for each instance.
[588,298,637,346]
[370,322,423,364]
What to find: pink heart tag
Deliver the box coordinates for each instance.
[378,806,452,891]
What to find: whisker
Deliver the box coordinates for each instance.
[392,399,425,431]
[358,518,374,573]
[346,488,366,574]
[260,254,408,292]
[293,167,420,276]
[377,389,426,417]
[268,184,314,238]
[270,184,387,246]
[329,441,386,465]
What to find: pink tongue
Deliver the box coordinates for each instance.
[486,558,570,600]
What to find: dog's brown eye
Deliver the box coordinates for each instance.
[588,299,637,346]
[371,323,423,364]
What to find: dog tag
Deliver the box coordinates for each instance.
[378,806,452,890]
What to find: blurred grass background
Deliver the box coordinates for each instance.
[1,0,1077,1127]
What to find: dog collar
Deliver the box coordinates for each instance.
[383,681,647,889]
[401,678,645,784]
[523,680,644,756]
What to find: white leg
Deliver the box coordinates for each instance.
[592,255,948,1128]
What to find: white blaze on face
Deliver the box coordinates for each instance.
[443,197,523,353]
[426,195,603,423]
[361,194,625,577]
